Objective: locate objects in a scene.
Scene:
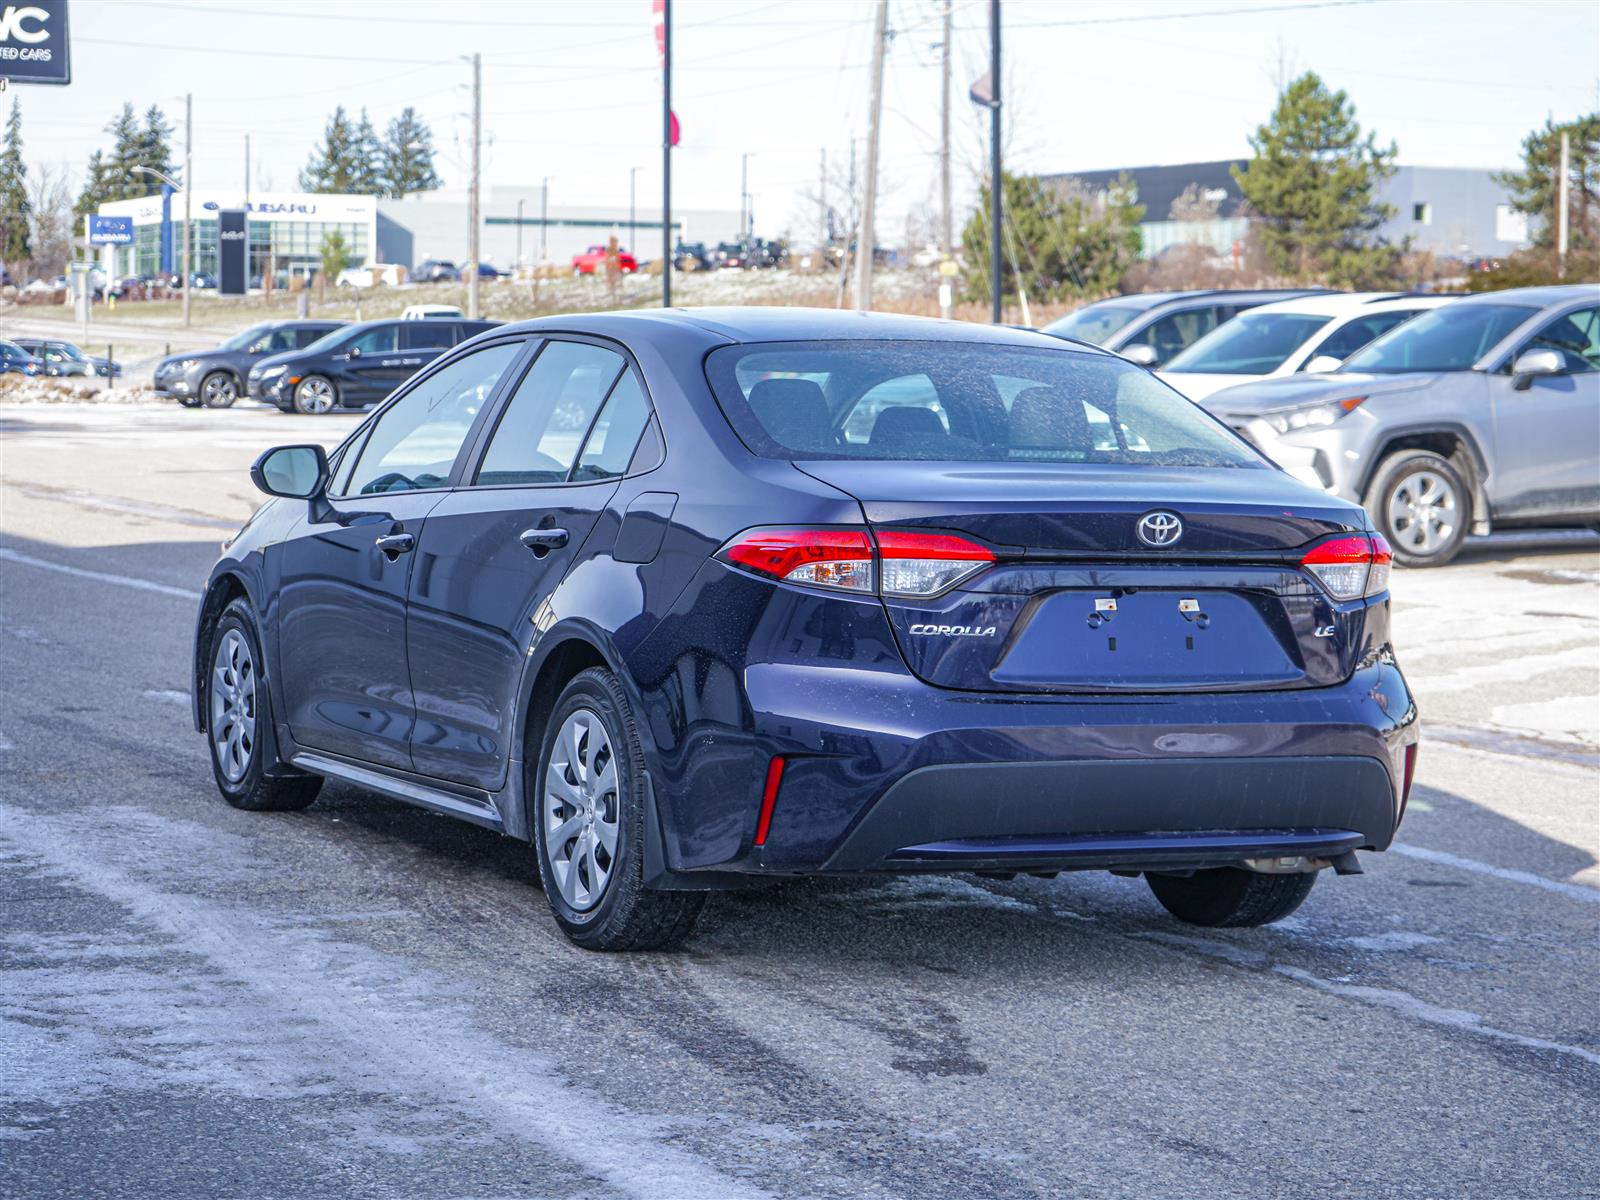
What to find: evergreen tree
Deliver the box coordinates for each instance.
[0,99,31,270]
[300,106,383,194]
[103,103,144,196]
[73,150,108,222]
[1232,72,1401,288]
[1495,113,1599,255]
[136,105,178,187]
[961,170,1143,304]
[380,108,442,198]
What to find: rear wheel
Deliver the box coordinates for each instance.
[533,668,704,951]
[1146,867,1316,928]
[207,599,321,812]
[293,375,337,415]
[1365,450,1468,567]
[200,370,239,408]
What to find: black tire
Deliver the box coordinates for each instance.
[292,375,338,415]
[205,598,321,812]
[533,668,704,951]
[1146,867,1316,928]
[1364,450,1469,568]
[200,370,241,409]
[176,394,203,408]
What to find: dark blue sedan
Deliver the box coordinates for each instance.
[192,309,1419,950]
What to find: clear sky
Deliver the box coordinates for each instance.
[19,0,1600,240]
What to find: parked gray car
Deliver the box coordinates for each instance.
[153,319,344,408]
[1201,284,1600,566]
[1042,288,1331,368]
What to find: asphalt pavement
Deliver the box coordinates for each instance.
[2,402,1597,1199]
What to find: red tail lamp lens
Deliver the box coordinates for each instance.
[1301,534,1390,600]
[875,530,994,596]
[753,756,785,847]
[721,529,873,592]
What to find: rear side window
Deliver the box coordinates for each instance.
[1311,311,1416,363]
[347,325,398,355]
[574,371,652,480]
[402,323,455,350]
[297,326,335,348]
[1121,306,1219,363]
[475,341,627,485]
[706,340,1264,469]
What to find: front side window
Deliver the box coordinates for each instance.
[707,340,1264,469]
[574,371,653,481]
[1164,312,1333,375]
[221,322,275,352]
[342,341,522,495]
[347,325,399,356]
[1521,307,1600,373]
[1342,303,1537,373]
[1044,304,1142,346]
[1121,307,1220,363]
[1310,311,1418,364]
[296,326,335,348]
[476,341,628,485]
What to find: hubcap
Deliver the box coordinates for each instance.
[203,375,237,405]
[543,709,619,911]
[298,379,334,414]
[1387,469,1458,557]
[209,629,257,783]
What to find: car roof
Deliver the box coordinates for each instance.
[1452,283,1597,310]
[1232,291,1454,318]
[496,306,1112,351]
[1070,288,1332,316]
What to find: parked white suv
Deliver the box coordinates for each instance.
[1159,293,1455,402]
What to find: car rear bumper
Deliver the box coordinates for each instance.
[663,655,1417,878]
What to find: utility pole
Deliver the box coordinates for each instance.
[661,0,672,307]
[244,133,250,211]
[516,198,525,268]
[818,147,827,259]
[629,166,638,249]
[1557,128,1570,278]
[988,0,1002,325]
[467,52,481,320]
[540,177,550,265]
[939,0,953,319]
[852,0,888,312]
[183,92,192,328]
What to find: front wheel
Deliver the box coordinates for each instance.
[1146,867,1316,928]
[1364,450,1468,567]
[177,393,203,408]
[293,375,337,415]
[534,668,704,951]
[201,370,239,408]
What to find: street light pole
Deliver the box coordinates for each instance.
[989,0,1002,325]
[183,92,192,327]
[540,176,550,266]
[516,198,525,268]
[629,166,638,249]
[467,52,481,320]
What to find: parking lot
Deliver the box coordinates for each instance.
[2,401,1597,1198]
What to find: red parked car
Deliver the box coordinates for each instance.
[571,245,638,276]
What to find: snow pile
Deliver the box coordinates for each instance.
[0,374,159,405]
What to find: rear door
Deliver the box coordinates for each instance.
[406,338,656,788]
[336,324,402,404]
[276,338,525,770]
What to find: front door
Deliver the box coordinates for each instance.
[1488,306,1600,520]
[275,337,527,769]
[334,324,404,406]
[407,340,656,788]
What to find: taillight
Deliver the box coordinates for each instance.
[718,527,995,597]
[1300,534,1392,600]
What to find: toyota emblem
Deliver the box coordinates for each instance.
[1136,511,1183,547]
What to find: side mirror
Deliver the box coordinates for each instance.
[1511,347,1564,390]
[250,444,329,499]
[345,345,361,359]
[1303,354,1343,374]
[1121,344,1159,368]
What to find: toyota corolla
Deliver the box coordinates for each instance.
[193,308,1418,951]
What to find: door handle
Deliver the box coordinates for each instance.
[519,527,570,557]
[375,532,416,559]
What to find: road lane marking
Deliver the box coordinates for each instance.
[1139,931,1600,1069]
[0,548,201,601]
[142,689,192,705]
[0,803,772,1200]
[1388,842,1600,905]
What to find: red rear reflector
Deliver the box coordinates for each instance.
[753,756,785,847]
[1402,741,1418,803]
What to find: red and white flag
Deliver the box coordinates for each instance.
[651,0,681,146]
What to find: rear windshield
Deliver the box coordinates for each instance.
[1043,304,1141,345]
[1163,312,1333,375]
[705,340,1265,469]
[1341,303,1537,373]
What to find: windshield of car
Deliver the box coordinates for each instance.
[1163,312,1333,375]
[0,342,28,359]
[1043,304,1143,346]
[1341,303,1539,373]
[53,343,88,361]
[300,325,358,355]
[220,323,275,352]
[706,340,1265,469]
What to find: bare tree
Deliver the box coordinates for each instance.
[27,163,72,281]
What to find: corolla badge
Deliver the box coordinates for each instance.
[1136,510,1183,547]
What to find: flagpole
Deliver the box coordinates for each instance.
[989,0,1002,325]
[661,0,672,308]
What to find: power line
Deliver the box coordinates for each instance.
[956,0,1386,29]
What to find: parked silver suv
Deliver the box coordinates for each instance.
[1199,285,1599,566]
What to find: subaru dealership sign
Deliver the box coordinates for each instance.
[87,215,132,245]
[0,1,69,85]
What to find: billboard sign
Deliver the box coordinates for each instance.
[0,1,70,85]
[218,209,248,295]
[87,215,132,245]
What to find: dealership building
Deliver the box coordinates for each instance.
[1042,160,1531,262]
[93,184,740,282]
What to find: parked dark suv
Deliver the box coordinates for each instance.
[415,259,462,283]
[154,320,345,408]
[195,308,1417,952]
[248,317,499,413]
